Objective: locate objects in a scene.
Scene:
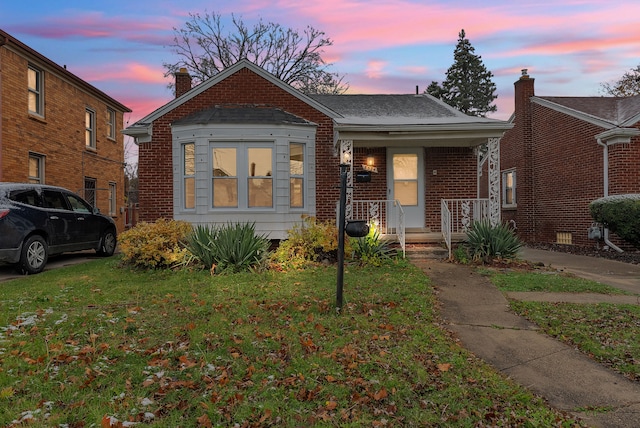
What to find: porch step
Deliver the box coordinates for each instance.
[404,245,449,261]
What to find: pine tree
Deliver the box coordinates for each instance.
[427,29,497,117]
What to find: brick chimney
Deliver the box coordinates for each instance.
[514,69,534,119]
[175,68,192,98]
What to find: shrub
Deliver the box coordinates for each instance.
[118,219,193,269]
[271,216,347,270]
[465,220,522,263]
[186,223,270,274]
[590,194,640,250]
[351,228,397,267]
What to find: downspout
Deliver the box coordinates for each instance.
[597,138,623,253]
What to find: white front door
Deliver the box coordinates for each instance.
[387,148,424,230]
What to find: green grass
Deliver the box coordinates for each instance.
[510,301,640,383]
[489,269,640,384]
[0,258,581,427]
[488,270,631,294]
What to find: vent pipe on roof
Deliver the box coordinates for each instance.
[416,85,419,95]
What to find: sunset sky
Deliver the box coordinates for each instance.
[3,0,640,161]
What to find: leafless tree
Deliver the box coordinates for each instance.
[163,11,348,94]
[600,65,640,96]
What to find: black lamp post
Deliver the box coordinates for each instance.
[336,162,348,313]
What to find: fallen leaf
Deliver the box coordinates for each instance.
[437,363,452,372]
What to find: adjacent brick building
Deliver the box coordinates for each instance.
[0,29,131,232]
[501,70,640,249]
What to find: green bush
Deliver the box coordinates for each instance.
[465,220,522,263]
[185,222,271,273]
[118,219,193,269]
[271,216,348,270]
[590,194,640,250]
[351,228,397,267]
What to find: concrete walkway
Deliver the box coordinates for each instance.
[413,248,640,428]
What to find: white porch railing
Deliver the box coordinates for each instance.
[338,200,405,257]
[441,198,490,258]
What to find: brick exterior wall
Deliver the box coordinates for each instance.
[501,74,640,248]
[0,36,129,232]
[138,67,340,223]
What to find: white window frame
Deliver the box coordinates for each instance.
[108,182,117,216]
[107,108,116,140]
[502,169,516,207]
[289,142,306,209]
[28,65,44,116]
[85,108,96,149]
[182,142,196,210]
[28,152,45,184]
[210,142,275,211]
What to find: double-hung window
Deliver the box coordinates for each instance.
[502,169,516,207]
[108,182,117,216]
[107,108,116,140]
[85,108,96,149]
[290,143,304,208]
[28,65,43,116]
[183,143,195,209]
[211,144,273,209]
[28,153,45,184]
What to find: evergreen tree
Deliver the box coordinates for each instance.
[426,29,497,117]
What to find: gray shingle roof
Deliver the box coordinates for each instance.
[539,95,640,125]
[172,105,313,126]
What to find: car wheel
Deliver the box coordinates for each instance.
[97,229,117,257]
[17,235,48,275]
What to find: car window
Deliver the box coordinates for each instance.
[43,190,70,210]
[9,189,43,207]
[65,193,92,213]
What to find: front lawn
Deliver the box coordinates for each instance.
[0,258,580,427]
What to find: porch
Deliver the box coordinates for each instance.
[348,198,490,258]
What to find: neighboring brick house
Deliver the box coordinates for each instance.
[0,29,131,232]
[124,59,511,247]
[501,70,640,249]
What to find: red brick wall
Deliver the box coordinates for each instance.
[139,67,339,222]
[501,74,640,248]
[1,44,127,232]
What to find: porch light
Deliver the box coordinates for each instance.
[366,153,375,167]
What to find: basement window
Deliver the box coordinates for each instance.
[556,232,572,245]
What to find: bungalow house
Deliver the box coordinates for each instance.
[0,29,131,232]
[501,70,640,250]
[124,59,512,253]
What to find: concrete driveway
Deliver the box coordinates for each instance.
[0,251,99,282]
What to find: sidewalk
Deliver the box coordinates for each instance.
[413,248,640,428]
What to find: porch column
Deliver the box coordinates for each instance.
[340,140,353,220]
[487,137,501,226]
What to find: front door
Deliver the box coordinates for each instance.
[387,148,425,230]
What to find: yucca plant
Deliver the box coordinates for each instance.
[185,222,271,273]
[465,220,522,263]
[351,229,397,267]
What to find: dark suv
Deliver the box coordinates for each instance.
[0,183,117,274]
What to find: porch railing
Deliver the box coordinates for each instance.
[441,198,489,258]
[339,200,405,257]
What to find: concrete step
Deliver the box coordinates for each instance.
[404,245,449,260]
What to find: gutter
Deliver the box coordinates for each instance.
[596,138,623,253]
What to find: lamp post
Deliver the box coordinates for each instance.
[336,162,348,313]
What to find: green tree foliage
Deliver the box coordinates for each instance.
[164,11,348,95]
[600,65,640,96]
[590,194,640,250]
[426,29,497,117]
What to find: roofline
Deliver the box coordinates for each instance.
[125,59,340,131]
[531,96,616,129]
[0,29,131,113]
[595,127,640,144]
[334,122,513,133]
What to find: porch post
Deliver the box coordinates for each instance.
[340,140,353,220]
[487,137,501,226]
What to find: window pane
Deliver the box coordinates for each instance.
[394,181,418,206]
[290,177,303,208]
[28,92,38,113]
[28,68,38,89]
[184,177,195,209]
[213,178,238,207]
[213,148,236,177]
[393,154,418,180]
[85,110,95,147]
[248,148,272,177]
[248,178,273,207]
[184,143,195,175]
[29,156,40,179]
[290,143,304,175]
[109,182,116,215]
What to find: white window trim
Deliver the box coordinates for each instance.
[107,108,116,140]
[289,142,306,210]
[502,169,516,208]
[182,142,196,210]
[108,181,117,216]
[28,152,45,184]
